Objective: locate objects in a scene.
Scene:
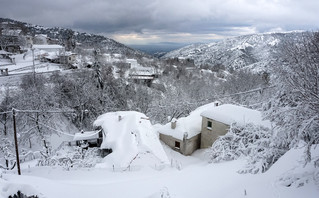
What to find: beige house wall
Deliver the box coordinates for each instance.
[159,133,200,156]
[200,117,230,149]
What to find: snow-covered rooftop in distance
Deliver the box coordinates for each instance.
[157,102,221,140]
[93,111,168,167]
[32,44,64,49]
[129,67,155,76]
[0,50,12,55]
[73,130,100,141]
[201,104,271,128]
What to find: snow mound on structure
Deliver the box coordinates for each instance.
[93,111,169,168]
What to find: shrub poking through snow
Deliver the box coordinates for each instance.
[208,123,285,173]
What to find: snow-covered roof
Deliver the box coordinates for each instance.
[73,130,100,141]
[200,104,271,128]
[93,111,168,167]
[32,45,64,49]
[0,50,12,55]
[157,102,220,140]
[129,67,155,76]
[64,51,77,56]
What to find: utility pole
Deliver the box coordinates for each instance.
[12,108,21,175]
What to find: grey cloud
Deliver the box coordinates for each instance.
[0,0,319,44]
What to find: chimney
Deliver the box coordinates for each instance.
[171,118,177,129]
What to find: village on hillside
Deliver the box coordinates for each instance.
[0,20,160,87]
[0,18,318,198]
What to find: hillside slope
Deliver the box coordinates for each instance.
[163,32,303,71]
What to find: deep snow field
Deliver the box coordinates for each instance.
[1,144,318,198]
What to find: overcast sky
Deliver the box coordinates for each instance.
[1,0,319,45]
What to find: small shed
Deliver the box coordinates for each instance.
[200,104,271,148]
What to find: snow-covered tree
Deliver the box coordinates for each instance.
[264,31,319,163]
[0,138,14,169]
[0,87,13,136]
[15,74,57,154]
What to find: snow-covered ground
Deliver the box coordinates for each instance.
[1,144,318,198]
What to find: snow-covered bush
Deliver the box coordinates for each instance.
[208,123,272,162]
[37,147,101,169]
[208,123,285,173]
[240,145,286,174]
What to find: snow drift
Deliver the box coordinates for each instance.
[93,111,169,168]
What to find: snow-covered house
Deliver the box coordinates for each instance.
[59,52,77,66]
[126,59,138,68]
[93,111,168,168]
[33,44,65,63]
[158,102,271,155]
[200,104,271,148]
[158,102,220,155]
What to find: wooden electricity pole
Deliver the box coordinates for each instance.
[12,108,21,175]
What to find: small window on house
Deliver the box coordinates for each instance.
[175,141,180,149]
[207,121,212,129]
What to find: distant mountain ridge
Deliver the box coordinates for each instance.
[162,32,304,71]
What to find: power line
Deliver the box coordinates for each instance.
[37,121,75,137]
[15,109,76,114]
[0,108,76,115]
[150,85,276,108]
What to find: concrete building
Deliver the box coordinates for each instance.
[200,104,271,149]
[59,52,77,66]
[159,118,201,156]
[157,102,220,156]
[159,103,270,155]
[200,116,230,149]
